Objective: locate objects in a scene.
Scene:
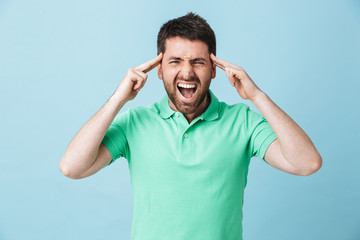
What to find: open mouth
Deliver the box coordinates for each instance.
[177,83,197,99]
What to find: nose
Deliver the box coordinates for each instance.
[179,61,196,80]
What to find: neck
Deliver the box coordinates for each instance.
[183,92,210,123]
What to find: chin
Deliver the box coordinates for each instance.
[172,91,208,115]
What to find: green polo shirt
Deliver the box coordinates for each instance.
[102,89,277,240]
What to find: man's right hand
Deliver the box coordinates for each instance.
[60,53,163,179]
[116,53,163,102]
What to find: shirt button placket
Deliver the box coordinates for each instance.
[181,131,192,160]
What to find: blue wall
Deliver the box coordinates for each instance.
[1,0,359,239]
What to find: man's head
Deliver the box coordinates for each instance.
[156,13,217,119]
[157,12,216,56]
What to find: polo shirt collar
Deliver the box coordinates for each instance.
[202,89,220,121]
[158,95,175,119]
[158,89,220,121]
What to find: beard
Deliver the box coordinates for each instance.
[162,72,212,115]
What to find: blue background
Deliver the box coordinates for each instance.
[1,0,359,239]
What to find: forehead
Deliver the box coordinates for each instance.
[164,36,209,59]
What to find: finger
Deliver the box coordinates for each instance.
[139,74,148,90]
[136,71,148,90]
[136,52,163,73]
[133,69,147,80]
[210,53,225,70]
[130,71,146,90]
[213,60,226,71]
[210,53,233,71]
[225,67,236,87]
[133,78,143,91]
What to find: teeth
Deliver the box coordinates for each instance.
[178,83,196,89]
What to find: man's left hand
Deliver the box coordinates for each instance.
[210,53,262,102]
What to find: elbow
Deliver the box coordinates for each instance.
[59,160,83,180]
[299,154,323,176]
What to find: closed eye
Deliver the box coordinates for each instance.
[191,58,206,65]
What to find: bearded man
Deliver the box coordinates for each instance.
[60,12,322,240]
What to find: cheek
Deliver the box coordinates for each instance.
[162,69,177,87]
[162,67,179,79]
[196,67,213,79]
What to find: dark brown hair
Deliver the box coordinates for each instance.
[157,12,216,55]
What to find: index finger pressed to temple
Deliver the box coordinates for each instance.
[210,54,231,70]
[137,53,163,73]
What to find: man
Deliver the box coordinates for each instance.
[60,13,322,240]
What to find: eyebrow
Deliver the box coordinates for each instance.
[168,57,182,61]
[191,58,207,62]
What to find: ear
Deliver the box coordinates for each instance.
[211,62,216,79]
[157,64,163,80]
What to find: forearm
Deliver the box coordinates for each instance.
[59,54,162,178]
[252,91,322,169]
[59,90,127,176]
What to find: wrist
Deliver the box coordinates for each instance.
[250,90,268,105]
[110,90,128,109]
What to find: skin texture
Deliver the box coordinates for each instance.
[157,36,216,123]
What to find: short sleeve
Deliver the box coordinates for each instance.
[101,109,131,165]
[247,109,277,161]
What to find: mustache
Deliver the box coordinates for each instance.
[176,75,200,83]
